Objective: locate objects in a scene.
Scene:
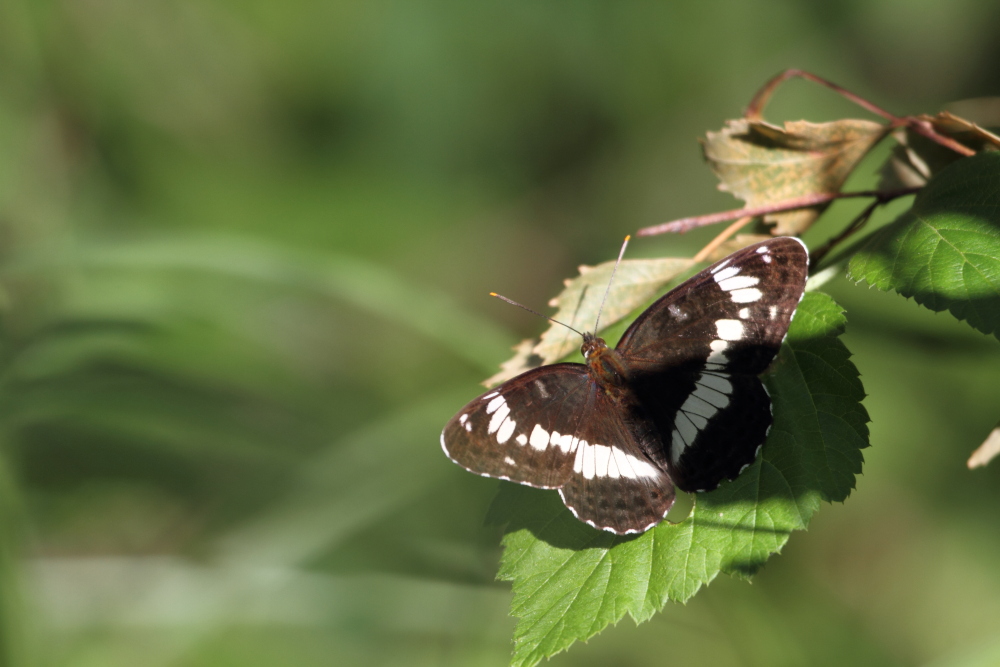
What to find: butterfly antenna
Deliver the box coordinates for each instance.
[489,293,585,338]
[593,235,630,334]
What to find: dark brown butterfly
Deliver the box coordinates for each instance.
[441,237,809,534]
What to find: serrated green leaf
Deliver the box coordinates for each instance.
[848,152,1000,340]
[489,292,869,667]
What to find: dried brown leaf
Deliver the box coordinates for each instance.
[968,426,1000,469]
[703,118,888,235]
[533,257,694,364]
[704,233,773,262]
[879,112,1000,189]
[482,339,541,388]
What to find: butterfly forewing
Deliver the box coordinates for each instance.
[556,388,675,533]
[617,237,808,375]
[442,364,591,489]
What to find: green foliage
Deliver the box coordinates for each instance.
[848,152,1000,340]
[0,2,999,666]
[490,292,869,667]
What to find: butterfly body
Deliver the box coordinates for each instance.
[441,237,809,535]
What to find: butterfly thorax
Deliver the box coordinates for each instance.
[581,333,629,391]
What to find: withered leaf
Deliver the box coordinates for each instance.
[968,425,1000,470]
[703,118,888,235]
[482,338,541,388]
[879,112,1000,189]
[704,233,774,262]
[532,257,693,364]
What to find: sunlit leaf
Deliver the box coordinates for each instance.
[483,339,542,389]
[968,425,1000,469]
[703,233,773,262]
[703,118,888,235]
[849,152,1000,340]
[490,292,868,667]
[533,258,693,364]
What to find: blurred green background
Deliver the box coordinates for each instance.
[1,2,1000,666]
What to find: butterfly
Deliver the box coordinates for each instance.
[440,237,809,534]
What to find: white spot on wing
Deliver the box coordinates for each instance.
[582,441,595,479]
[769,305,778,319]
[485,395,504,414]
[516,433,527,445]
[529,424,549,451]
[465,422,472,432]
[556,433,576,453]
[534,380,549,398]
[606,447,620,478]
[762,255,772,263]
[718,275,759,291]
[681,392,718,419]
[730,288,763,303]
[694,381,730,409]
[504,456,516,465]
[738,308,750,319]
[497,416,516,444]
[756,245,769,254]
[715,319,744,341]
[713,266,740,282]
[686,412,708,430]
[459,414,468,425]
[675,413,698,451]
[487,400,510,434]
[710,259,732,274]
[671,430,686,463]
[698,372,733,395]
[594,444,611,477]
[707,339,728,364]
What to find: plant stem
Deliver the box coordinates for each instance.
[635,187,920,237]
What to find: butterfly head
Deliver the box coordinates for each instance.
[580,332,607,359]
[582,332,629,387]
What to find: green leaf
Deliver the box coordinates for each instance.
[489,292,868,667]
[848,152,1000,340]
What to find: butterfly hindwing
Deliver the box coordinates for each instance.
[629,368,772,491]
[556,389,675,533]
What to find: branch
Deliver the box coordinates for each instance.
[635,187,921,237]
[746,69,975,157]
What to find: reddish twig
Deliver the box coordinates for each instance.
[745,69,897,122]
[745,68,975,157]
[808,200,881,269]
[907,118,976,156]
[635,187,921,237]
